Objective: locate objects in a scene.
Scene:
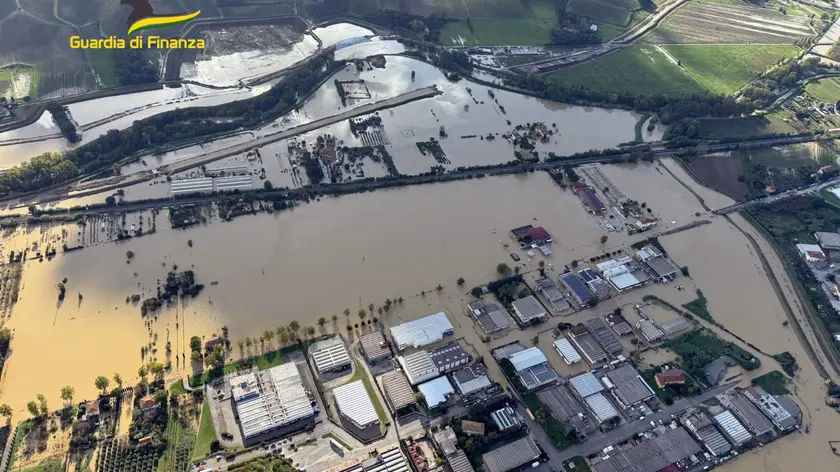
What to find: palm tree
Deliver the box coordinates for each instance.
[60,386,74,405]
[237,339,245,357]
[343,309,351,318]
[398,297,404,304]
[318,317,327,327]
[358,309,367,321]
[245,337,253,349]
[305,326,316,337]
[148,362,165,381]
[331,314,338,322]
[276,326,286,337]
[289,320,300,333]
[0,404,12,419]
[368,303,374,314]
[279,330,290,346]
[113,373,123,389]
[138,365,148,381]
[94,376,110,395]
[263,330,275,349]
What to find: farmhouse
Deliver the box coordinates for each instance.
[796,243,828,267]
[655,369,686,388]
[461,420,485,436]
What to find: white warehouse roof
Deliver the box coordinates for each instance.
[311,339,351,373]
[418,376,455,408]
[585,392,619,423]
[390,312,454,351]
[399,350,439,385]
[334,380,379,428]
[232,364,315,438]
[509,347,548,371]
[553,338,582,364]
[569,371,604,398]
[713,410,752,446]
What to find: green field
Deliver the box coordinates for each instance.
[548,46,704,96]
[568,0,638,26]
[697,115,796,139]
[192,401,217,461]
[806,77,840,103]
[664,45,801,95]
[440,1,557,46]
[80,23,118,88]
[743,142,836,167]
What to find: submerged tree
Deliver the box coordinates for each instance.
[60,385,74,405]
[94,376,110,395]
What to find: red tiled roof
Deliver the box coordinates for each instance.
[528,227,550,241]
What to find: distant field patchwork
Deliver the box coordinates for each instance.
[567,0,640,26]
[440,1,556,46]
[645,2,815,44]
[56,0,110,26]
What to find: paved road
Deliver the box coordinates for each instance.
[161,86,442,175]
[553,382,736,463]
[713,175,840,214]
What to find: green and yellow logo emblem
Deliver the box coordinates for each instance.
[122,0,201,35]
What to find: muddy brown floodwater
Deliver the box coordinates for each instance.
[0,159,838,471]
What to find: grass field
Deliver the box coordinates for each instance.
[440,1,556,46]
[568,0,638,26]
[57,0,110,26]
[0,67,38,98]
[548,46,704,96]
[697,115,795,139]
[79,23,118,88]
[743,142,835,167]
[664,45,800,95]
[806,77,840,103]
[192,401,217,461]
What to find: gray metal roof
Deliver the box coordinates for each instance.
[591,427,701,472]
[713,410,752,445]
[644,256,678,279]
[510,347,548,371]
[585,393,619,423]
[482,436,541,472]
[569,371,604,398]
[452,363,492,395]
[518,363,559,390]
[535,277,564,302]
[725,392,774,436]
[433,427,458,456]
[511,296,547,322]
[418,376,454,408]
[696,424,732,457]
[492,342,526,361]
[660,318,690,336]
[447,450,475,472]
[390,312,454,350]
[430,342,472,372]
[568,330,607,364]
[606,313,633,336]
[359,331,392,362]
[604,365,655,406]
[380,370,415,411]
[334,380,379,428]
[815,231,840,249]
[636,319,665,343]
[584,318,623,356]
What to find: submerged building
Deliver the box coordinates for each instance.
[390,312,454,351]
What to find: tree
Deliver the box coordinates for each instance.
[27,401,38,418]
[318,317,327,327]
[206,344,225,368]
[60,385,74,405]
[305,326,316,337]
[237,339,245,356]
[264,180,273,190]
[94,376,110,394]
[343,308,350,318]
[409,19,425,34]
[279,330,290,346]
[263,330,275,348]
[0,404,11,418]
[470,287,482,298]
[358,309,367,321]
[113,373,123,388]
[37,394,48,416]
[681,266,690,277]
[600,235,608,244]
[138,365,148,380]
[190,336,202,352]
[368,303,374,314]
[289,320,300,332]
[457,277,465,286]
[105,195,116,206]
[331,314,338,322]
[346,325,353,332]
[497,263,511,276]
[538,261,545,269]
[148,362,165,381]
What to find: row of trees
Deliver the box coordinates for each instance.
[0,52,338,196]
[46,104,80,143]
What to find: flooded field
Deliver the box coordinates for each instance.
[0,157,838,469]
[312,24,374,48]
[180,25,319,86]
